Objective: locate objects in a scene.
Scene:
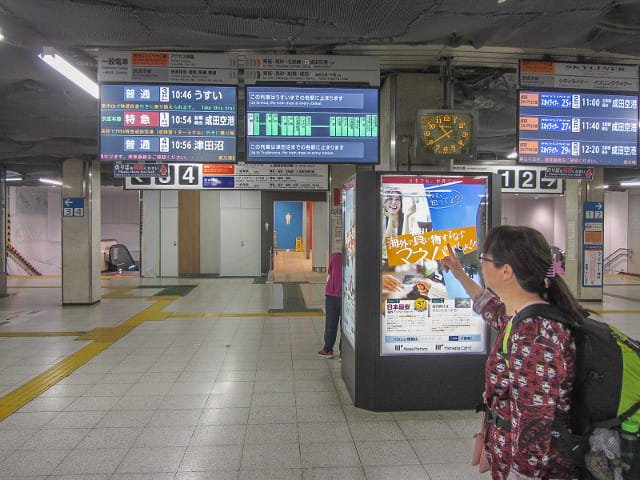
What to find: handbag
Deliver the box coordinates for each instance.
[472,412,491,473]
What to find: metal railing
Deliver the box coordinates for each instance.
[603,248,632,274]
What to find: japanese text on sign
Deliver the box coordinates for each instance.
[385,226,477,266]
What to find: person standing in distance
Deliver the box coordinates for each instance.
[441,226,587,480]
[318,252,342,358]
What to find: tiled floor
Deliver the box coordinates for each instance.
[0,260,639,479]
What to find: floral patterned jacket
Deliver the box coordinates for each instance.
[474,290,579,480]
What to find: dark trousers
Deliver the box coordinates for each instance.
[323,295,342,352]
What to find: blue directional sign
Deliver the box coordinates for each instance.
[63,198,84,217]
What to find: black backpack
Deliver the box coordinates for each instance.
[508,304,640,470]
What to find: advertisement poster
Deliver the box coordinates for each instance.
[342,178,356,348]
[380,175,489,355]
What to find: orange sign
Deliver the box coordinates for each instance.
[520,92,540,107]
[519,140,539,154]
[131,52,170,66]
[202,164,235,175]
[520,61,555,74]
[385,226,478,267]
[584,231,603,244]
[519,116,539,131]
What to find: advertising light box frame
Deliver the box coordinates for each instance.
[245,85,379,164]
[517,89,639,167]
[100,83,237,164]
[341,171,500,411]
[379,173,491,357]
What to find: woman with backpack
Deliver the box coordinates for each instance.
[442,225,588,480]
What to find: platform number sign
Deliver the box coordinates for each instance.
[540,171,561,189]
[154,165,174,186]
[497,167,562,194]
[178,165,199,186]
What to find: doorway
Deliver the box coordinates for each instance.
[271,200,326,283]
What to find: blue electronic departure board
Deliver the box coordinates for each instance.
[100,84,236,163]
[518,90,638,167]
[246,86,379,164]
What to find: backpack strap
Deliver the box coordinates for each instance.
[593,400,640,429]
[513,303,570,327]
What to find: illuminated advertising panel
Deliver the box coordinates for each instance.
[518,90,638,167]
[100,84,237,162]
[246,86,379,164]
[342,177,357,348]
[380,175,489,356]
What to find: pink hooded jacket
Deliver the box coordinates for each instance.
[325,252,342,297]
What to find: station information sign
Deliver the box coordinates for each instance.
[518,90,638,167]
[519,60,639,92]
[98,51,238,85]
[100,84,237,163]
[246,86,379,164]
[124,163,328,191]
[244,54,380,86]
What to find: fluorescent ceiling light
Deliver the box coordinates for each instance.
[620,181,640,187]
[37,52,98,98]
[6,176,22,181]
[39,178,62,186]
[507,151,518,159]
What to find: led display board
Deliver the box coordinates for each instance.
[246,86,379,164]
[518,90,638,167]
[100,84,236,163]
[380,174,490,356]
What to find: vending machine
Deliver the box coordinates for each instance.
[340,170,501,411]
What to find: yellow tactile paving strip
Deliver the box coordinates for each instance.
[0,331,86,337]
[0,285,323,422]
[0,342,112,422]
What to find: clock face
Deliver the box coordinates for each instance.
[419,112,474,155]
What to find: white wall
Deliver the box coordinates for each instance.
[604,191,629,273]
[628,190,640,275]
[141,190,160,277]
[8,186,61,276]
[219,191,261,276]
[501,195,560,247]
[200,190,221,274]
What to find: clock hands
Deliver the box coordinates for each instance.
[433,125,453,143]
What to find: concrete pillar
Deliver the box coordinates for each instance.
[62,158,101,304]
[579,167,605,301]
[564,168,605,302]
[564,179,580,298]
[312,200,328,271]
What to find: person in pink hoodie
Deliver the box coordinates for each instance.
[318,252,343,358]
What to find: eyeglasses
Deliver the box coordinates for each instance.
[480,254,503,266]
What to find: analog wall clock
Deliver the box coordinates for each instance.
[416,110,477,158]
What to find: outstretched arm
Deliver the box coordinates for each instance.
[441,244,483,300]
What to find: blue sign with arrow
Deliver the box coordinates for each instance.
[63,197,84,217]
